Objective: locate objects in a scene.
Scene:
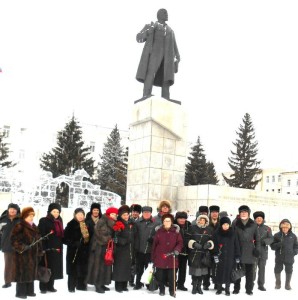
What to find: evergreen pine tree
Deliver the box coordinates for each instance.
[0,133,15,169]
[40,116,96,178]
[185,136,218,185]
[97,125,127,200]
[222,113,262,189]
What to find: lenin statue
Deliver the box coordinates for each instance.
[135,9,181,104]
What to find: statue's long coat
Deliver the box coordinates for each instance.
[136,22,179,87]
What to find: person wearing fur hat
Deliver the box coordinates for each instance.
[151,213,183,296]
[270,219,298,290]
[11,207,43,298]
[204,205,220,291]
[85,202,102,238]
[85,206,118,293]
[112,205,136,292]
[64,208,90,292]
[133,206,157,290]
[37,202,64,293]
[187,214,214,295]
[130,204,142,222]
[252,211,273,291]
[232,205,261,295]
[154,200,172,225]
[0,203,20,289]
[174,211,191,291]
[191,205,209,225]
[212,216,241,295]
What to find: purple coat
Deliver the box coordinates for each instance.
[151,225,183,269]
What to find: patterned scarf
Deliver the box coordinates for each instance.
[79,221,89,244]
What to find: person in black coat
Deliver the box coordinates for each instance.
[38,203,64,293]
[252,211,273,291]
[213,216,241,296]
[270,219,298,290]
[112,205,135,293]
[0,203,20,288]
[174,211,191,291]
[63,208,90,293]
[232,205,261,295]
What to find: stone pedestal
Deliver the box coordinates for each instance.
[126,96,187,210]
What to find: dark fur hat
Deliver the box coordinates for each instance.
[130,204,142,214]
[48,202,61,213]
[175,211,188,219]
[220,216,231,226]
[8,203,20,213]
[21,207,35,219]
[238,205,251,214]
[142,206,153,213]
[118,205,130,216]
[209,205,220,213]
[199,206,209,214]
[161,213,174,224]
[253,211,265,220]
[90,202,102,217]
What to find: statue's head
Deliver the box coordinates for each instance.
[157,8,168,23]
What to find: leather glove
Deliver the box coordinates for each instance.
[253,248,260,258]
[193,242,202,250]
[173,250,179,256]
[203,242,212,250]
[214,256,219,264]
[147,237,153,243]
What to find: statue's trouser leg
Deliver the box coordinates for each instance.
[161,84,170,99]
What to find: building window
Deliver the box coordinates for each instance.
[296,179,298,186]
[3,125,10,137]
[90,141,95,152]
[278,175,281,182]
[272,176,275,183]
[266,189,269,192]
[287,192,290,194]
[266,176,269,183]
[20,128,26,134]
[287,180,291,187]
[278,189,281,193]
[272,189,274,192]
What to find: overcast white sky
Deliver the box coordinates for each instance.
[1,0,298,172]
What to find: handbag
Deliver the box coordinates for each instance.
[148,267,158,291]
[201,251,211,268]
[231,266,246,282]
[104,239,114,266]
[37,253,51,283]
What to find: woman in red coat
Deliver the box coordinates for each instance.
[151,213,183,297]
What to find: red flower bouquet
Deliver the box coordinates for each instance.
[113,221,125,232]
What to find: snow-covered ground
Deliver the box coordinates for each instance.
[0,246,297,299]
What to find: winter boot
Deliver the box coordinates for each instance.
[159,284,165,296]
[275,273,281,289]
[225,284,230,296]
[285,273,292,290]
[216,285,222,295]
[115,282,123,293]
[122,282,129,291]
[191,276,198,294]
[196,276,203,295]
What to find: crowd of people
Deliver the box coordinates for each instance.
[0,200,297,298]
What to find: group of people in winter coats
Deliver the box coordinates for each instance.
[0,200,297,298]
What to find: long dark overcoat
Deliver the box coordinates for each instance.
[11,220,43,282]
[63,218,90,277]
[212,227,241,284]
[38,214,63,279]
[85,214,115,286]
[112,219,135,282]
[136,22,179,87]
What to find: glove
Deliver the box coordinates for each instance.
[203,242,212,250]
[194,242,202,250]
[214,256,219,264]
[235,258,240,264]
[173,250,179,256]
[147,237,153,243]
[253,248,260,258]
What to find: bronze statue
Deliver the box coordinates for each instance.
[135,9,181,104]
